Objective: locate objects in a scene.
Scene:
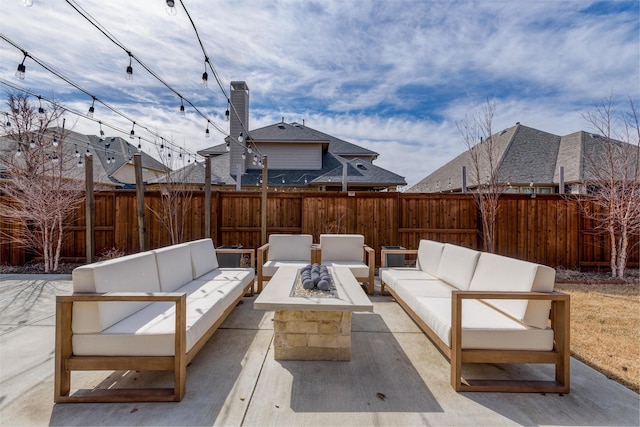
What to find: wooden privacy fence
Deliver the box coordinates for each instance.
[1,190,638,269]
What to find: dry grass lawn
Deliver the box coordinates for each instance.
[555,281,639,393]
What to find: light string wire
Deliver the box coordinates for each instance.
[177,0,263,159]
[0,78,197,165]
[0,33,197,160]
[64,0,228,137]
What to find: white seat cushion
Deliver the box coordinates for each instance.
[436,244,480,290]
[379,267,438,290]
[322,261,369,279]
[261,261,311,277]
[72,279,245,356]
[188,238,219,279]
[416,240,445,276]
[469,252,556,329]
[195,268,255,288]
[71,252,160,334]
[413,297,554,351]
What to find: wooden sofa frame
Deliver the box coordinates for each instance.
[380,250,570,393]
[54,248,255,403]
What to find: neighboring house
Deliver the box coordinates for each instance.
[0,128,168,188]
[183,81,406,191]
[409,123,639,195]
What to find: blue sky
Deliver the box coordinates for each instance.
[1,0,639,187]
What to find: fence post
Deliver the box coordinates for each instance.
[84,154,95,263]
[134,154,146,252]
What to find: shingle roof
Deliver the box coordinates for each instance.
[409,124,638,193]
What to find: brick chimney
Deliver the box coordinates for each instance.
[229,81,249,174]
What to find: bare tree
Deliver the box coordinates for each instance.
[148,142,192,245]
[580,96,640,278]
[457,100,502,253]
[0,93,84,272]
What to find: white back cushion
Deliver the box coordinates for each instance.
[416,240,445,276]
[153,243,193,292]
[320,234,364,262]
[188,238,219,279]
[268,234,313,262]
[436,244,480,290]
[469,252,555,329]
[72,252,160,333]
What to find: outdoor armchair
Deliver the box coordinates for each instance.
[318,234,375,295]
[256,234,316,293]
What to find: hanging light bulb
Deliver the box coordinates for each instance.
[242,150,246,160]
[160,139,165,152]
[201,60,208,88]
[77,157,83,167]
[225,141,230,151]
[29,138,35,149]
[15,52,27,80]
[252,154,257,165]
[205,123,210,138]
[130,121,135,139]
[86,147,90,155]
[15,145,22,156]
[238,132,244,143]
[37,96,45,118]
[4,113,11,127]
[247,145,252,154]
[137,137,142,151]
[167,151,172,158]
[87,97,95,118]
[75,145,80,158]
[126,53,133,80]
[52,154,59,164]
[52,133,58,148]
[179,98,185,116]
[165,0,177,15]
[281,176,285,184]
[304,177,308,184]
[225,104,230,121]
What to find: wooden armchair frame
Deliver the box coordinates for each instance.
[256,241,319,294]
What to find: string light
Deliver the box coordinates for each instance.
[37,95,45,118]
[137,136,142,151]
[87,97,95,117]
[225,103,230,121]
[179,97,185,116]
[52,133,58,147]
[225,141,230,151]
[238,132,244,143]
[30,138,35,149]
[205,122,210,138]
[4,112,11,127]
[130,121,135,138]
[241,150,246,160]
[201,59,208,88]
[15,51,27,80]
[125,52,133,80]
[15,144,22,156]
[165,0,177,15]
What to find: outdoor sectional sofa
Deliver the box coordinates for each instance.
[380,240,570,393]
[54,238,255,403]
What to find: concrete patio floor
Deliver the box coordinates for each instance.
[0,274,638,426]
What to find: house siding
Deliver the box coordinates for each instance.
[248,143,323,170]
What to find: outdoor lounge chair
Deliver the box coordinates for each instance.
[257,234,315,293]
[318,234,375,295]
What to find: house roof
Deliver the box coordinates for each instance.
[164,151,406,188]
[409,123,638,193]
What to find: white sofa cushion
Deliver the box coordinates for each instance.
[322,261,369,279]
[196,267,255,286]
[468,252,556,329]
[72,278,245,356]
[71,252,160,334]
[267,234,313,262]
[416,240,445,276]
[414,297,554,351]
[153,243,193,292]
[320,234,364,262]
[188,238,219,279]
[436,244,480,290]
[379,268,438,290]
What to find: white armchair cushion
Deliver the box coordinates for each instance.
[416,240,445,276]
[261,261,311,277]
[267,234,313,262]
[188,238,219,279]
[436,244,480,290]
[320,234,364,262]
[71,252,160,334]
[469,252,556,329]
[153,243,193,292]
